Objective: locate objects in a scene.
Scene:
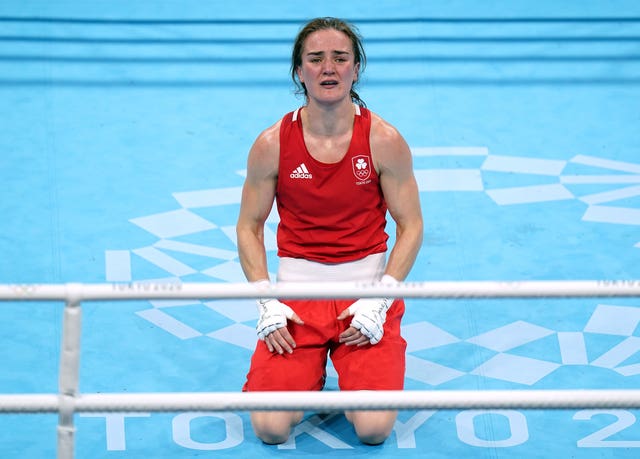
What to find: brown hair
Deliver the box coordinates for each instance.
[290,17,367,107]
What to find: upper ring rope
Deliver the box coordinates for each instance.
[0,280,639,302]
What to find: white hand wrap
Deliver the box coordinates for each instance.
[254,280,295,341]
[346,275,398,345]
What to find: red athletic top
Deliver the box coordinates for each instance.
[276,105,389,263]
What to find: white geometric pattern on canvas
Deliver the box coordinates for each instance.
[106,149,640,386]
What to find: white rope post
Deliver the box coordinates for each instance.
[57,285,83,459]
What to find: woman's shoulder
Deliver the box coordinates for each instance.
[368,110,404,146]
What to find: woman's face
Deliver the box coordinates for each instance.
[296,28,359,106]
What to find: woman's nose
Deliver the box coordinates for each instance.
[322,61,335,74]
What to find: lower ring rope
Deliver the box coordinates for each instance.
[3,390,640,413]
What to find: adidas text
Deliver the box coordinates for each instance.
[290,172,313,179]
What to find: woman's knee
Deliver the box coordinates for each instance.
[250,411,304,445]
[346,410,397,445]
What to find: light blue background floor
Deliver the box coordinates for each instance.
[1,1,640,457]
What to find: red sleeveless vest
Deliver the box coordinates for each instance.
[276,106,388,263]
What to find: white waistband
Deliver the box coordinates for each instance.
[277,252,386,283]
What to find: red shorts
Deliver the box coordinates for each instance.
[243,298,406,392]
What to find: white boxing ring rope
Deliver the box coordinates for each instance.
[1,280,640,459]
[4,389,640,413]
[3,279,640,301]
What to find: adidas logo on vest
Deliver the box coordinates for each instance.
[290,163,313,179]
